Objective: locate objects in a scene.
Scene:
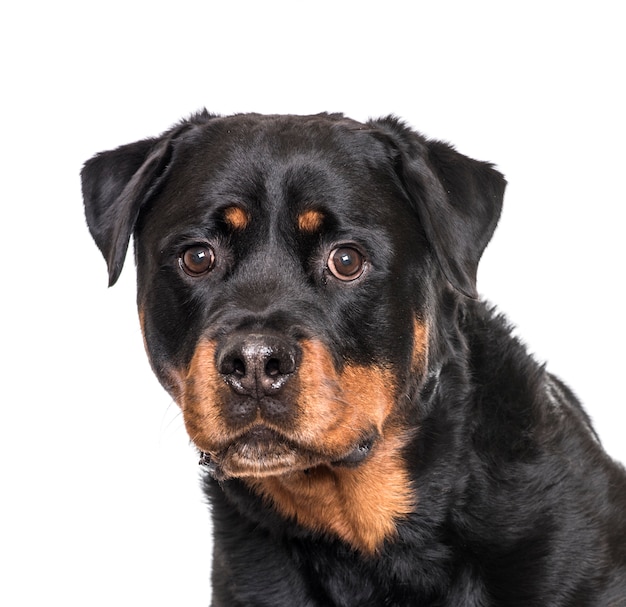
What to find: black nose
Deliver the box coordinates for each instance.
[216,333,299,397]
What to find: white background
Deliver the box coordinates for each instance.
[2,1,624,605]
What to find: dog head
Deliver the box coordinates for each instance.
[82,111,505,480]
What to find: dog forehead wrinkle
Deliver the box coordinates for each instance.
[205,121,384,207]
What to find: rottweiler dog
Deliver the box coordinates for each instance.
[82,111,626,606]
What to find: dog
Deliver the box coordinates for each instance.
[82,111,626,606]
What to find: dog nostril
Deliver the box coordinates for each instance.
[265,358,281,377]
[218,356,246,377]
[233,358,246,377]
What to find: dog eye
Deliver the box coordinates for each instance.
[179,245,215,276]
[327,246,366,281]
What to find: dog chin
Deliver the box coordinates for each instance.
[222,444,309,479]
[198,427,377,480]
[198,428,320,480]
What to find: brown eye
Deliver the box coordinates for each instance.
[328,246,366,281]
[179,245,215,276]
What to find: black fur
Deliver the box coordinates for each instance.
[82,111,626,606]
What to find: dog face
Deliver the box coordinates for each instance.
[82,111,505,483]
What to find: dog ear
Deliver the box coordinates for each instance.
[371,117,506,299]
[81,133,177,286]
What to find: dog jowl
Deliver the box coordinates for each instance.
[82,111,626,606]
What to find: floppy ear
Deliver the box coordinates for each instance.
[371,117,506,299]
[81,134,176,286]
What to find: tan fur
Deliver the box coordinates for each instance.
[297,209,325,233]
[223,206,250,231]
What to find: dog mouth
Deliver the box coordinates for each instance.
[198,426,377,480]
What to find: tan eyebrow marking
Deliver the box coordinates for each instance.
[297,209,325,233]
[223,206,250,231]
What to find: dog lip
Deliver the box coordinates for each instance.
[331,434,378,467]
